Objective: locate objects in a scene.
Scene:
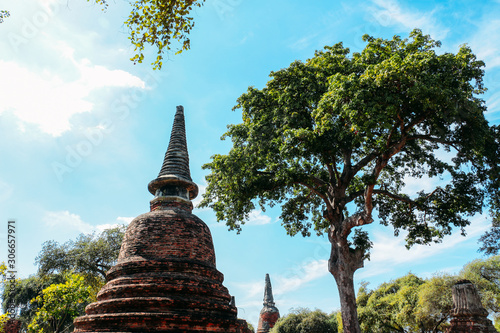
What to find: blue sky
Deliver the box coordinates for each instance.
[1,0,500,327]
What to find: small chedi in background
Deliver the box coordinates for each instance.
[447,280,498,333]
[257,274,280,333]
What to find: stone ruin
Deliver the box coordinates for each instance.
[447,280,498,333]
[73,106,251,332]
[257,274,280,333]
[3,319,21,333]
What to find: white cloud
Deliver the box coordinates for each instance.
[245,210,272,226]
[358,214,490,278]
[116,216,134,224]
[233,280,265,300]
[42,210,93,234]
[368,0,449,40]
[0,42,145,136]
[233,258,329,299]
[232,258,329,322]
[469,19,500,69]
[289,33,319,51]
[0,180,13,202]
[487,92,500,114]
[42,211,133,234]
[275,259,329,294]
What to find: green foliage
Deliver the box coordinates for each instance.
[91,0,205,69]
[201,28,497,246]
[357,274,426,332]
[2,274,66,330]
[28,274,91,333]
[0,263,8,333]
[0,10,9,23]
[1,226,124,330]
[35,225,126,288]
[357,273,457,333]
[479,216,500,255]
[270,308,338,333]
[0,314,7,333]
[415,274,457,331]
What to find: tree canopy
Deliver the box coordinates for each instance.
[27,274,91,333]
[2,273,66,331]
[35,225,126,287]
[270,308,338,333]
[200,29,499,332]
[357,273,456,333]
[91,0,205,69]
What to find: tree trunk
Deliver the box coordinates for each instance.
[329,238,364,333]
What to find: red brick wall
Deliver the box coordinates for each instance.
[4,319,21,333]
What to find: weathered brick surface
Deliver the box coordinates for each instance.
[73,106,249,332]
[446,280,498,333]
[4,319,21,333]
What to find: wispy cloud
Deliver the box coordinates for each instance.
[275,259,329,294]
[469,19,500,69]
[289,33,320,51]
[0,42,145,136]
[486,91,500,118]
[234,258,329,300]
[42,211,132,234]
[245,210,273,226]
[358,214,490,279]
[42,210,93,234]
[0,179,13,202]
[368,0,449,40]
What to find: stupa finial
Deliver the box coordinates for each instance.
[263,273,275,306]
[148,106,199,206]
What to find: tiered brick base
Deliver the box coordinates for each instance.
[74,203,249,332]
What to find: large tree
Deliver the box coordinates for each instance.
[200,29,500,332]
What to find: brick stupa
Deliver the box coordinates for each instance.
[74,106,250,333]
[256,274,279,333]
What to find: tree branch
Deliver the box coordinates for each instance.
[407,134,459,150]
[351,150,380,176]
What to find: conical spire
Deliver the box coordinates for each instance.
[148,105,198,203]
[263,273,275,306]
[159,105,192,181]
